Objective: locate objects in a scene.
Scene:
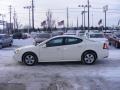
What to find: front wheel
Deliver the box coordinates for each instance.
[22,53,38,66]
[82,52,97,65]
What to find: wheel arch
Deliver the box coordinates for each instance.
[81,50,98,60]
[22,51,38,62]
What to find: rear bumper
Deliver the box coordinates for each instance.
[98,49,109,59]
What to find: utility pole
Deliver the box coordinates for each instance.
[0,14,5,33]
[78,5,87,30]
[81,11,84,29]
[31,0,34,30]
[88,0,90,32]
[103,5,108,32]
[77,16,79,29]
[9,5,12,34]
[24,6,31,33]
[92,13,93,27]
[13,9,16,32]
[67,7,69,30]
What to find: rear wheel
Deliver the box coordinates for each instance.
[22,52,38,66]
[82,51,97,65]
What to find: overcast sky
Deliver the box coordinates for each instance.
[0,0,120,28]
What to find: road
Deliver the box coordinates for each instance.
[0,46,120,90]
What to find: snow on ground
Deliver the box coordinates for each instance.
[13,38,34,47]
[0,38,120,90]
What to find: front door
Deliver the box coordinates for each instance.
[39,37,64,62]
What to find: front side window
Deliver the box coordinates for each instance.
[46,37,63,47]
[65,37,82,45]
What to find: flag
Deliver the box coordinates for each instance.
[41,20,46,26]
[58,20,64,26]
[98,19,102,25]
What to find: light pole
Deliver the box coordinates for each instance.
[88,0,90,32]
[103,5,108,32]
[24,6,31,33]
[0,14,5,33]
[78,5,87,30]
[31,0,34,30]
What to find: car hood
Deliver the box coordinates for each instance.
[17,45,35,50]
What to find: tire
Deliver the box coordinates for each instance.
[82,51,97,65]
[22,52,38,66]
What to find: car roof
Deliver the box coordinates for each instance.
[51,35,80,39]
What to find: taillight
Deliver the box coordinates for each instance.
[103,43,109,49]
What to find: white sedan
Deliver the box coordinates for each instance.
[84,31,109,44]
[13,35,109,66]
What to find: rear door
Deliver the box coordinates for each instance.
[63,37,83,61]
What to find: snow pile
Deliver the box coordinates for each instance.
[13,38,34,47]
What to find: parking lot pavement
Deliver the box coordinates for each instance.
[0,46,120,90]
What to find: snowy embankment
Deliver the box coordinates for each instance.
[13,38,34,47]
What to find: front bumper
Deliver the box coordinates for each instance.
[13,53,22,62]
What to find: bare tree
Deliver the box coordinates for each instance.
[46,10,55,31]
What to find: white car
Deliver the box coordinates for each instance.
[13,35,109,66]
[84,31,109,44]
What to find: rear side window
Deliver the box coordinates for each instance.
[65,37,82,45]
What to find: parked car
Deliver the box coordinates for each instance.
[0,34,13,49]
[34,33,51,45]
[13,32,28,39]
[76,30,85,37]
[51,31,64,37]
[13,32,22,39]
[13,35,109,66]
[64,30,76,35]
[109,33,120,48]
[84,31,109,44]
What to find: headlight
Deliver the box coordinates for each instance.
[14,49,20,54]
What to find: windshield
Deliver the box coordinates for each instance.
[90,34,104,38]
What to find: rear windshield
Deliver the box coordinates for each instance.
[90,34,104,38]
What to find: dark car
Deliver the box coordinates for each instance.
[13,32,27,39]
[109,33,120,48]
[0,34,13,49]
